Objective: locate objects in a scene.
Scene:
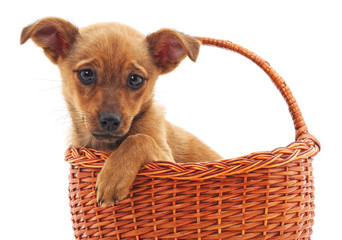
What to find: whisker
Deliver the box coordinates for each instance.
[37,86,62,91]
[32,78,62,91]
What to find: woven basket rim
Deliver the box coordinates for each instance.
[65,137,319,181]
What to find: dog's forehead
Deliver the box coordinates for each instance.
[74,22,149,68]
[79,22,145,51]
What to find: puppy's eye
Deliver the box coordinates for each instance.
[127,74,145,89]
[77,69,96,85]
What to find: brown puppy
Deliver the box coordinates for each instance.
[21,17,222,206]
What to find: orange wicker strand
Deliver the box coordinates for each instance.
[65,37,320,240]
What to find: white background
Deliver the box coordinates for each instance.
[1,0,341,239]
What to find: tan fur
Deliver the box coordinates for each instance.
[21,17,222,206]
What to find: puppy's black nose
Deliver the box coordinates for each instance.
[99,113,121,131]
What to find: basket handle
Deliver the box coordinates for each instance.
[196,37,320,148]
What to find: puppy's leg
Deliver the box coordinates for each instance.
[96,134,173,206]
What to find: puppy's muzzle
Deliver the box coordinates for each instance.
[99,113,121,132]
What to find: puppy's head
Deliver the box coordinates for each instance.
[21,17,201,149]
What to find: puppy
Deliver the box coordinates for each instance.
[21,17,222,206]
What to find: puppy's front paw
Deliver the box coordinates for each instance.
[94,134,169,206]
[95,163,137,207]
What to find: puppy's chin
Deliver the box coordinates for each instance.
[92,133,125,144]
[91,132,126,145]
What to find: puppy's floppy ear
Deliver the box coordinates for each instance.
[146,29,201,74]
[20,17,79,64]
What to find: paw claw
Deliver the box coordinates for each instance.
[97,199,105,207]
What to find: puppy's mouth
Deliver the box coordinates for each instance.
[92,132,125,142]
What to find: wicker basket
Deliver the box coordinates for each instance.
[65,37,320,240]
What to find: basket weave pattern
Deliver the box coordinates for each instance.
[65,38,320,240]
